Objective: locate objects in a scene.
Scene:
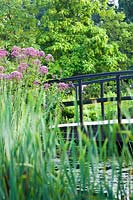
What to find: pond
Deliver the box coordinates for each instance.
[54,158,133,200]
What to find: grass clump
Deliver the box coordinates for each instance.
[0,83,133,200]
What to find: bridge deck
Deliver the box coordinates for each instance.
[51,119,133,147]
[56,118,133,128]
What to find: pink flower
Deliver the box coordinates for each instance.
[0,74,11,80]
[11,51,20,57]
[0,73,4,80]
[39,66,48,75]
[38,51,45,57]
[22,47,37,57]
[11,46,22,57]
[10,71,22,81]
[3,74,12,80]
[12,47,45,59]
[12,46,21,52]
[58,82,69,90]
[35,50,40,56]
[0,66,5,72]
[33,59,41,66]
[45,54,54,62]
[44,83,50,90]
[0,49,8,58]
[17,63,28,72]
[33,80,40,85]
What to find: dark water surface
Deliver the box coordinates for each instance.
[54,158,133,199]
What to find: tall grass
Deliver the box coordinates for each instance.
[0,82,133,200]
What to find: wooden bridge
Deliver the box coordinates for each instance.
[49,70,133,142]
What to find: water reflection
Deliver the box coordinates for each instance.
[55,159,133,199]
[78,163,133,199]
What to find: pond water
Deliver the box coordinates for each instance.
[76,162,133,200]
[55,158,133,199]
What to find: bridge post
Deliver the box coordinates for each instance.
[100,82,105,120]
[116,75,122,124]
[78,79,83,125]
[75,85,78,101]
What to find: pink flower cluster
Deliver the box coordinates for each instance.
[0,73,5,80]
[22,47,45,57]
[0,49,8,58]
[0,71,22,81]
[17,63,28,72]
[58,82,69,90]
[33,59,41,66]
[0,66,5,72]
[44,83,50,89]
[0,73,13,80]
[39,66,48,75]
[45,54,54,62]
[10,71,22,80]
[33,80,40,85]
[11,46,45,58]
[0,46,57,87]
[11,46,22,58]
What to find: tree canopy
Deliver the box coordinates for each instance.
[0,0,133,77]
[37,0,126,77]
[119,0,133,22]
[0,0,39,48]
[99,4,133,69]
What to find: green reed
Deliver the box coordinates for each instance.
[0,83,133,200]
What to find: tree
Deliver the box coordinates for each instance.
[0,0,39,49]
[119,0,133,22]
[99,6,133,68]
[37,0,126,77]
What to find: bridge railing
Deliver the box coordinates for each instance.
[47,70,133,125]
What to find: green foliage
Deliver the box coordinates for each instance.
[0,2,133,199]
[0,84,133,199]
[37,0,126,77]
[119,0,133,22]
[0,0,132,78]
[0,0,39,48]
[99,7,133,68]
